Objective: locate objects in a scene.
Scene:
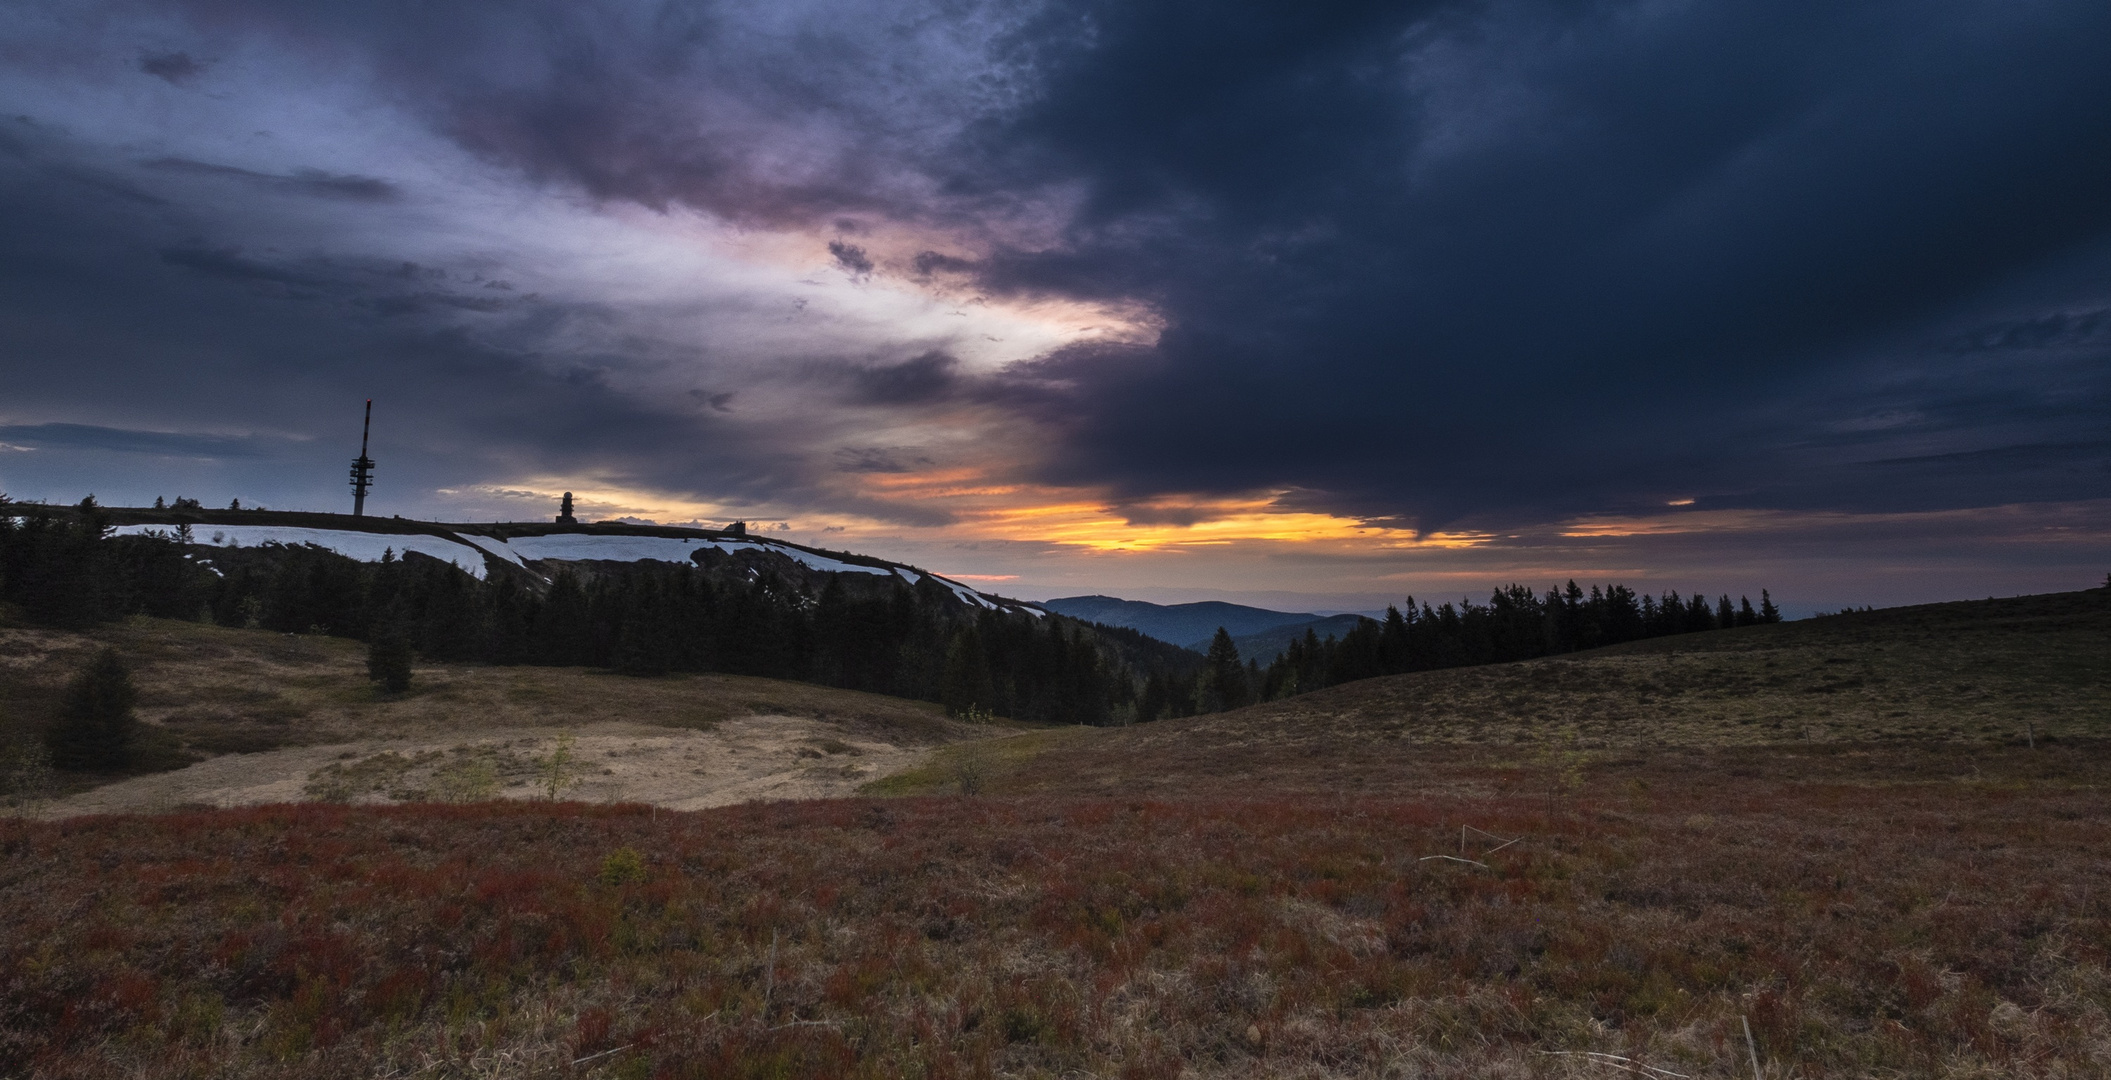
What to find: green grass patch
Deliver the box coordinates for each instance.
[859,726,1094,795]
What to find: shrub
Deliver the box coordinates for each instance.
[950,741,990,795]
[534,732,582,800]
[433,758,500,803]
[0,738,58,805]
[45,647,137,770]
[598,847,647,886]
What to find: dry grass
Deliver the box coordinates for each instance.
[858,726,1099,797]
[900,587,2111,799]
[1246,587,2111,748]
[0,614,964,795]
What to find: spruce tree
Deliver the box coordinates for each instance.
[1759,590,1782,623]
[367,622,414,694]
[1196,627,1246,713]
[46,647,137,770]
[940,625,996,717]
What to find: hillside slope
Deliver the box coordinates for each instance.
[887,585,2111,796]
[78,504,1038,613]
[0,614,998,815]
[4,503,1202,728]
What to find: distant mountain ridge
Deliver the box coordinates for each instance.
[1041,595,1335,653]
[1222,613,1375,665]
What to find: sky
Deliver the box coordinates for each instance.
[1,0,2107,616]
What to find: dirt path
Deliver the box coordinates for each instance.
[31,715,941,818]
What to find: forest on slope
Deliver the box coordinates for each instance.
[2,496,1781,733]
[0,498,1193,727]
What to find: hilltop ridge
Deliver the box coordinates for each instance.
[11,501,1040,615]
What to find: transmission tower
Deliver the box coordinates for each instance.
[349,399,375,516]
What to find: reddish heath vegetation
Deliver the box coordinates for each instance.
[3,757,2109,1079]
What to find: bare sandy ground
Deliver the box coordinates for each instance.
[30,714,941,818]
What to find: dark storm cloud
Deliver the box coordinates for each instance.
[159,244,324,288]
[143,158,401,202]
[945,1,2111,525]
[0,423,277,459]
[7,0,2111,537]
[137,51,208,85]
[0,126,829,517]
[834,447,933,474]
[847,351,959,406]
[911,251,975,277]
[220,0,2105,528]
[827,241,874,277]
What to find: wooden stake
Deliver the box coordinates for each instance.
[1742,1015,1762,1079]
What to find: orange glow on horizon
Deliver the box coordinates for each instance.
[481,473,1496,554]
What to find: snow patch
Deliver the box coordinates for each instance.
[706,540,893,577]
[456,532,527,568]
[112,523,1028,612]
[928,575,1000,610]
[494,533,894,577]
[113,524,491,579]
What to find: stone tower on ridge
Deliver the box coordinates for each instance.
[556,492,577,524]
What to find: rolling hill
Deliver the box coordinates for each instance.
[1,502,1205,729]
[880,584,2111,798]
[65,503,1040,614]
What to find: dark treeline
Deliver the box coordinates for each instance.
[2,497,1781,726]
[0,498,1199,725]
[1245,581,1781,705]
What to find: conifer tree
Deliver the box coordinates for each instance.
[45,647,137,770]
[939,625,996,717]
[1196,627,1247,713]
[366,621,414,694]
[1759,590,1782,623]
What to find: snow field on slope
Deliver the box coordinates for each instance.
[490,536,1034,614]
[494,534,895,577]
[110,525,492,580]
[108,524,1036,613]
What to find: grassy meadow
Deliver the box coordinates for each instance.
[885,587,2111,800]
[1,586,2108,1077]
[0,614,960,794]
